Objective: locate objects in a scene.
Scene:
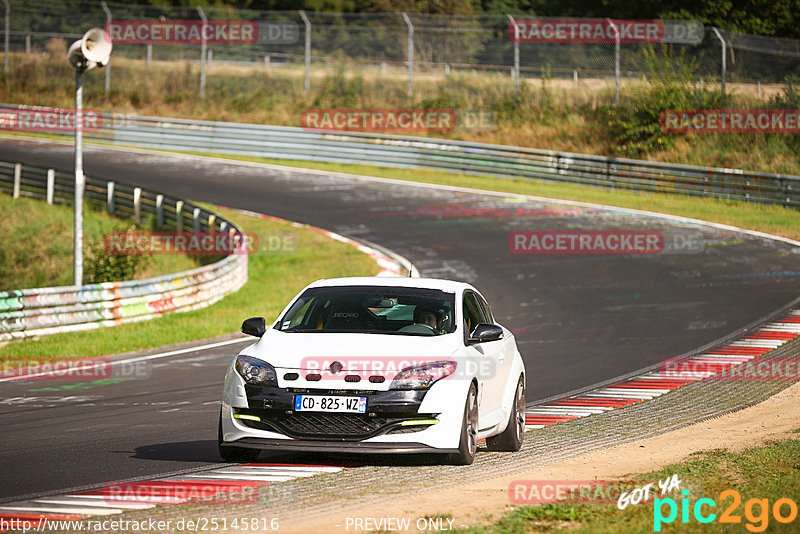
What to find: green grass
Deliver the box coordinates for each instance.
[186,153,800,242]
[0,205,380,361]
[4,48,800,175]
[0,193,202,290]
[455,436,800,533]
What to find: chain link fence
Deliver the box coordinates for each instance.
[2,0,800,100]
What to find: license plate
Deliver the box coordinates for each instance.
[294,395,367,413]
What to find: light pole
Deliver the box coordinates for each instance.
[68,28,112,286]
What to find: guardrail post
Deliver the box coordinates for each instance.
[146,44,152,66]
[711,27,726,109]
[298,10,311,91]
[193,207,201,232]
[155,194,164,228]
[574,70,578,89]
[208,49,213,68]
[12,162,20,198]
[46,169,54,204]
[175,200,184,231]
[25,34,30,54]
[133,187,141,225]
[107,181,114,214]
[402,12,414,97]
[101,2,112,95]
[196,6,207,98]
[507,15,520,99]
[264,54,270,72]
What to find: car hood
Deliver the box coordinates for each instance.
[241,330,459,371]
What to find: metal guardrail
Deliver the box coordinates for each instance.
[0,160,248,341]
[81,112,800,208]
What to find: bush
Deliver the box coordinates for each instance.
[84,224,150,284]
[598,46,723,157]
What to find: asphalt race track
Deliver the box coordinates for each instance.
[2,138,800,501]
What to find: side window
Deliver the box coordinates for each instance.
[476,294,494,324]
[463,292,487,338]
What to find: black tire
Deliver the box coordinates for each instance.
[485,375,525,452]
[445,383,478,465]
[218,410,261,462]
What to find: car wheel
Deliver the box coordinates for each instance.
[446,383,478,465]
[486,375,525,452]
[218,409,261,462]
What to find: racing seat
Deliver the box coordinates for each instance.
[324,303,368,331]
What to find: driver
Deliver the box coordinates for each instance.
[414,305,443,331]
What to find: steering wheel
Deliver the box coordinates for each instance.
[397,323,437,335]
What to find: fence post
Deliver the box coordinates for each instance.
[12,162,20,198]
[401,12,413,97]
[220,220,228,233]
[196,6,207,98]
[208,49,213,68]
[298,10,311,91]
[107,181,114,214]
[506,15,520,99]
[46,169,54,204]
[606,19,620,106]
[146,43,152,66]
[133,187,141,224]
[2,0,8,74]
[101,1,111,94]
[207,214,216,231]
[574,70,578,89]
[175,200,184,231]
[711,27,726,109]
[264,54,270,71]
[25,34,30,54]
[155,194,164,228]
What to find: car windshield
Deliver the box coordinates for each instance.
[276,285,456,336]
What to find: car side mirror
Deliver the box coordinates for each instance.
[468,323,503,344]
[241,317,266,337]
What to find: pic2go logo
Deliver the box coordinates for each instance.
[654,489,798,532]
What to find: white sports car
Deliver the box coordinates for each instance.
[219,276,526,465]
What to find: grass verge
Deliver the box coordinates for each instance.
[0,193,204,290]
[454,434,800,533]
[0,205,380,361]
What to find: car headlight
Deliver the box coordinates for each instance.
[390,360,457,390]
[235,355,278,386]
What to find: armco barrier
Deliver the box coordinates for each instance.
[73,111,800,208]
[0,160,247,341]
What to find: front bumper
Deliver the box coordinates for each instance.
[237,386,433,440]
[221,377,469,451]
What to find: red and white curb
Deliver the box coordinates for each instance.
[525,309,800,430]
[0,464,341,523]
